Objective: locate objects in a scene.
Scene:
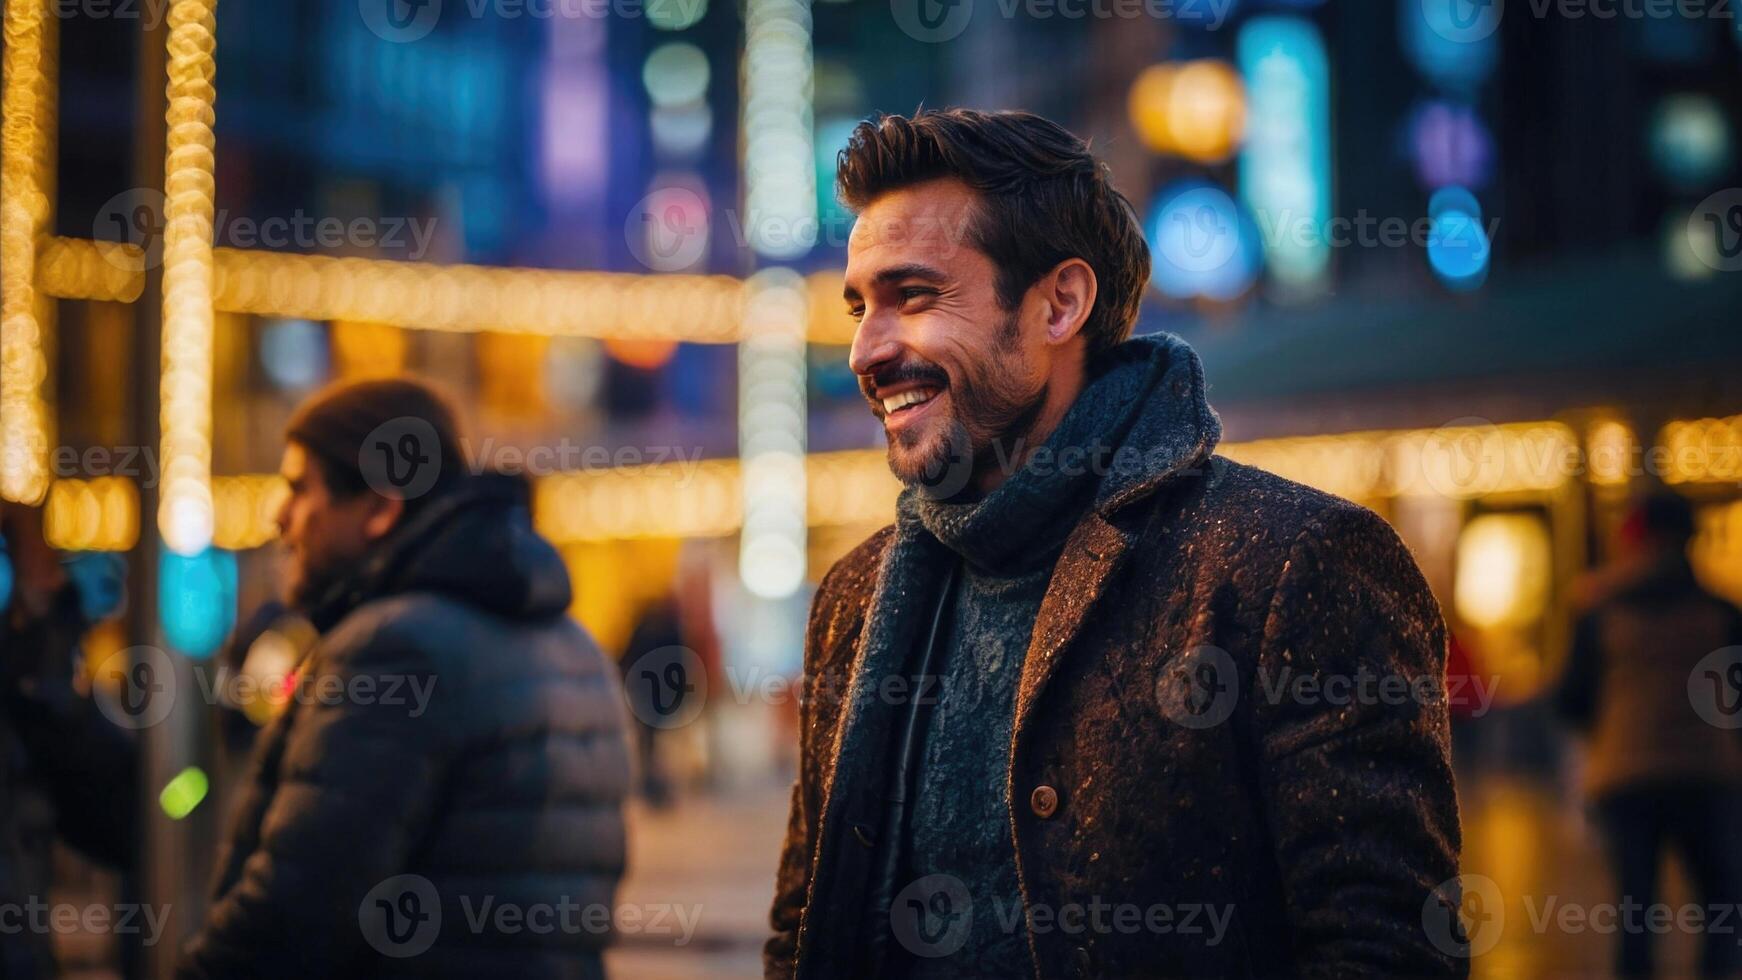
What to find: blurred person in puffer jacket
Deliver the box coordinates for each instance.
[177,378,632,980]
[1558,490,1742,980]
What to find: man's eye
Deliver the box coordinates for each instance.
[846,305,865,321]
[899,287,935,302]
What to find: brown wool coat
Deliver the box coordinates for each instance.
[767,448,1467,979]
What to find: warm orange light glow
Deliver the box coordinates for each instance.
[1129,60,1246,163]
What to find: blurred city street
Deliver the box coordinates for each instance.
[603,768,1719,980]
[607,782,790,980]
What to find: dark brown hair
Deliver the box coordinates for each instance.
[835,108,1150,358]
[285,377,467,511]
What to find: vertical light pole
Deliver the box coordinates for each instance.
[158,0,219,560]
[144,1,220,973]
[738,0,815,601]
[1,0,59,506]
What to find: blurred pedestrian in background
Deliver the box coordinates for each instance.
[621,593,686,808]
[1557,490,1742,979]
[0,501,138,980]
[177,378,632,979]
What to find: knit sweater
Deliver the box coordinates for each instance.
[892,348,1164,977]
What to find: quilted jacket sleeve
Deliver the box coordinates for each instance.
[177,615,451,979]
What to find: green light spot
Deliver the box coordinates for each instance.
[159,766,209,820]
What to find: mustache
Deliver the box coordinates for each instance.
[858,361,950,406]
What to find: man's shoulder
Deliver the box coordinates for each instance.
[321,592,566,675]
[1186,456,1399,551]
[813,524,897,609]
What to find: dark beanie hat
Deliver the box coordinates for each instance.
[285,377,467,504]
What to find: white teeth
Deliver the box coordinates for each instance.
[881,388,937,415]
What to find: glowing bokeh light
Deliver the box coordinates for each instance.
[1428,185,1482,223]
[1427,204,1491,291]
[158,0,219,556]
[738,269,808,599]
[604,338,680,370]
[259,319,330,390]
[1455,513,1552,630]
[0,0,58,504]
[159,547,237,659]
[642,42,710,108]
[1128,60,1246,163]
[1147,180,1262,302]
[1400,0,1499,91]
[1650,94,1731,188]
[741,0,817,260]
[1409,101,1494,190]
[159,766,209,820]
[651,101,713,157]
[1238,16,1331,295]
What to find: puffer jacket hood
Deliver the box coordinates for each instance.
[308,473,571,632]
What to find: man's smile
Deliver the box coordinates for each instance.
[868,377,949,436]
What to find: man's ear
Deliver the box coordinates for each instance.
[1040,258,1097,345]
[362,494,405,542]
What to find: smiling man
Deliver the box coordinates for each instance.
[766,110,1466,979]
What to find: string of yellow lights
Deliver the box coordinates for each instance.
[1,0,58,504]
[158,0,220,557]
[36,236,147,303]
[38,420,1613,553]
[35,242,857,344]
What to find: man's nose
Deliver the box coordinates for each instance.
[847,314,901,379]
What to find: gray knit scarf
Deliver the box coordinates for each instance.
[902,338,1169,571]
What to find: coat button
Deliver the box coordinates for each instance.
[1030,784,1060,819]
